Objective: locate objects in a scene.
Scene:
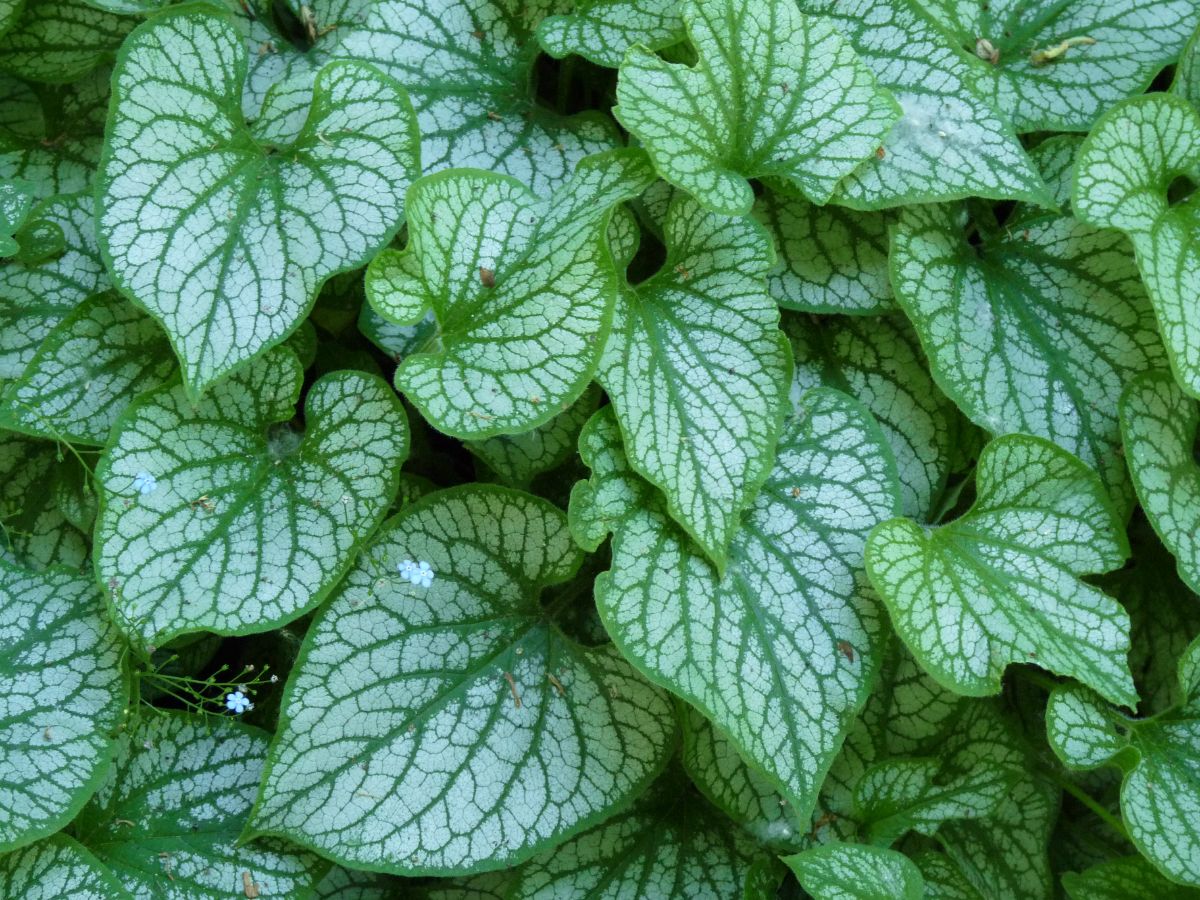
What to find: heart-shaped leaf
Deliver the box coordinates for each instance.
[914,0,1198,132]
[249,485,676,874]
[95,346,409,648]
[570,387,902,821]
[99,5,420,398]
[890,199,1163,509]
[0,835,131,900]
[794,0,1052,209]
[367,148,655,439]
[597,191,791,568]
[0,561,127,852]
[614,0,899,215]
[537,0,684,68]
[0,291,174,446]
[1073,94,1200,397]
[1120,372,1200,597]
[866,433,1136,706]
[73,711,328,899]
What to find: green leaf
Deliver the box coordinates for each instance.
[367,148,655,439]
[98,5,420,399]
[613,0,899,215]
[467,383,601,488]
[537,0,685,68]
[1047,643,1200,887]
[0,291,174,446]
[785,311,962,521]
[508,770,778,899]
[0,0,130,84]
[0,192,107,379]
[0,561,127,853]
[783,842,925,900]
[794,0,1052,209]
[314,865,406,900]
[0,433,89,571]
[0,0,21,39]
[914,852,986,900]
[866,433,1136,706]
[1175,23,1200,109]
[890,199,1163,510]
[0,835,132,900]
[1073,94,1200,398]
[570,388,902,820]
[244,0,622,198]
[754,188,894,315]
[74,711,327,899]
[0,176,32,256]
[1063,856,1200,900]
[0,69,109,199]
[597,191,791,568]
[94,347,408,647]
[680,705,802,851]
[913,0,1197,132]
[1120,372,1200,598]
[249,484,676,874]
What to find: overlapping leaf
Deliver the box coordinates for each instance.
[784,842,925,900]
[0,0,130,84]
[73,711,327,899]
[0,835,131,900]
[0,562,126,853]
[0,434,89,570]
[249,485,676,874]
[614,0,899,215]
[570,388,902,821]
[537,0,684,68]
[367,148,654,439]
[95,347,409,647]
[597,191,791,568]
[99,5,420,398]
[866,433,1136,706]
[1074,94,1200,397]
[890,199,1162,508]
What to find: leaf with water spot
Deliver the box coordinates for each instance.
[866,433,1136,706]
[367,148,655,439]
[1074,94,1200,399]
[569,388,902,822]
[249,484,676,874]
[1120,371,1200,598]
[794,0,1052,209]
[537,0,684,68]
[73,711,328,899]
[613,0,899,215]
[0,561,127,853]
[783,842,925,900]
[890,198,1162,510]
[0,835,132,900]
[98,5,420,398]
[0,291,174,446]
[597,191,791,568]
[95,347,409,648]
[915,0,1197,132]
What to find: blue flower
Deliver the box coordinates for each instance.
[398,558,435,588]
[225,691,253,714]
[132,471,157,495]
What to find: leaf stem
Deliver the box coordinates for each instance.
[1058,778,1130,842]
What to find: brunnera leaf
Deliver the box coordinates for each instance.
[782,841,925,900]
[569,387,903,823]
[98,4,420,399]
[0,433,89,571]
[248,485,676,875]
[0,835,132,900]
[536,0,685,69]
[1046,644,1200,888]
[793,0,1053,210]
[0,0,131,85]
[72,711,328,900]
[1063,855,1200,900]
[890,199,1163,512]
[367,148,655,440]
[0,291,174,446]
[613,0,900,216]
[597,191,792,570]
[507,769,779,899]
[913,0,1198,132]
[1120,372,1200,599]
[0,561,127,854]
[1073,94,1200,399]
[866,433,1137,707]
[94,346,409,649]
